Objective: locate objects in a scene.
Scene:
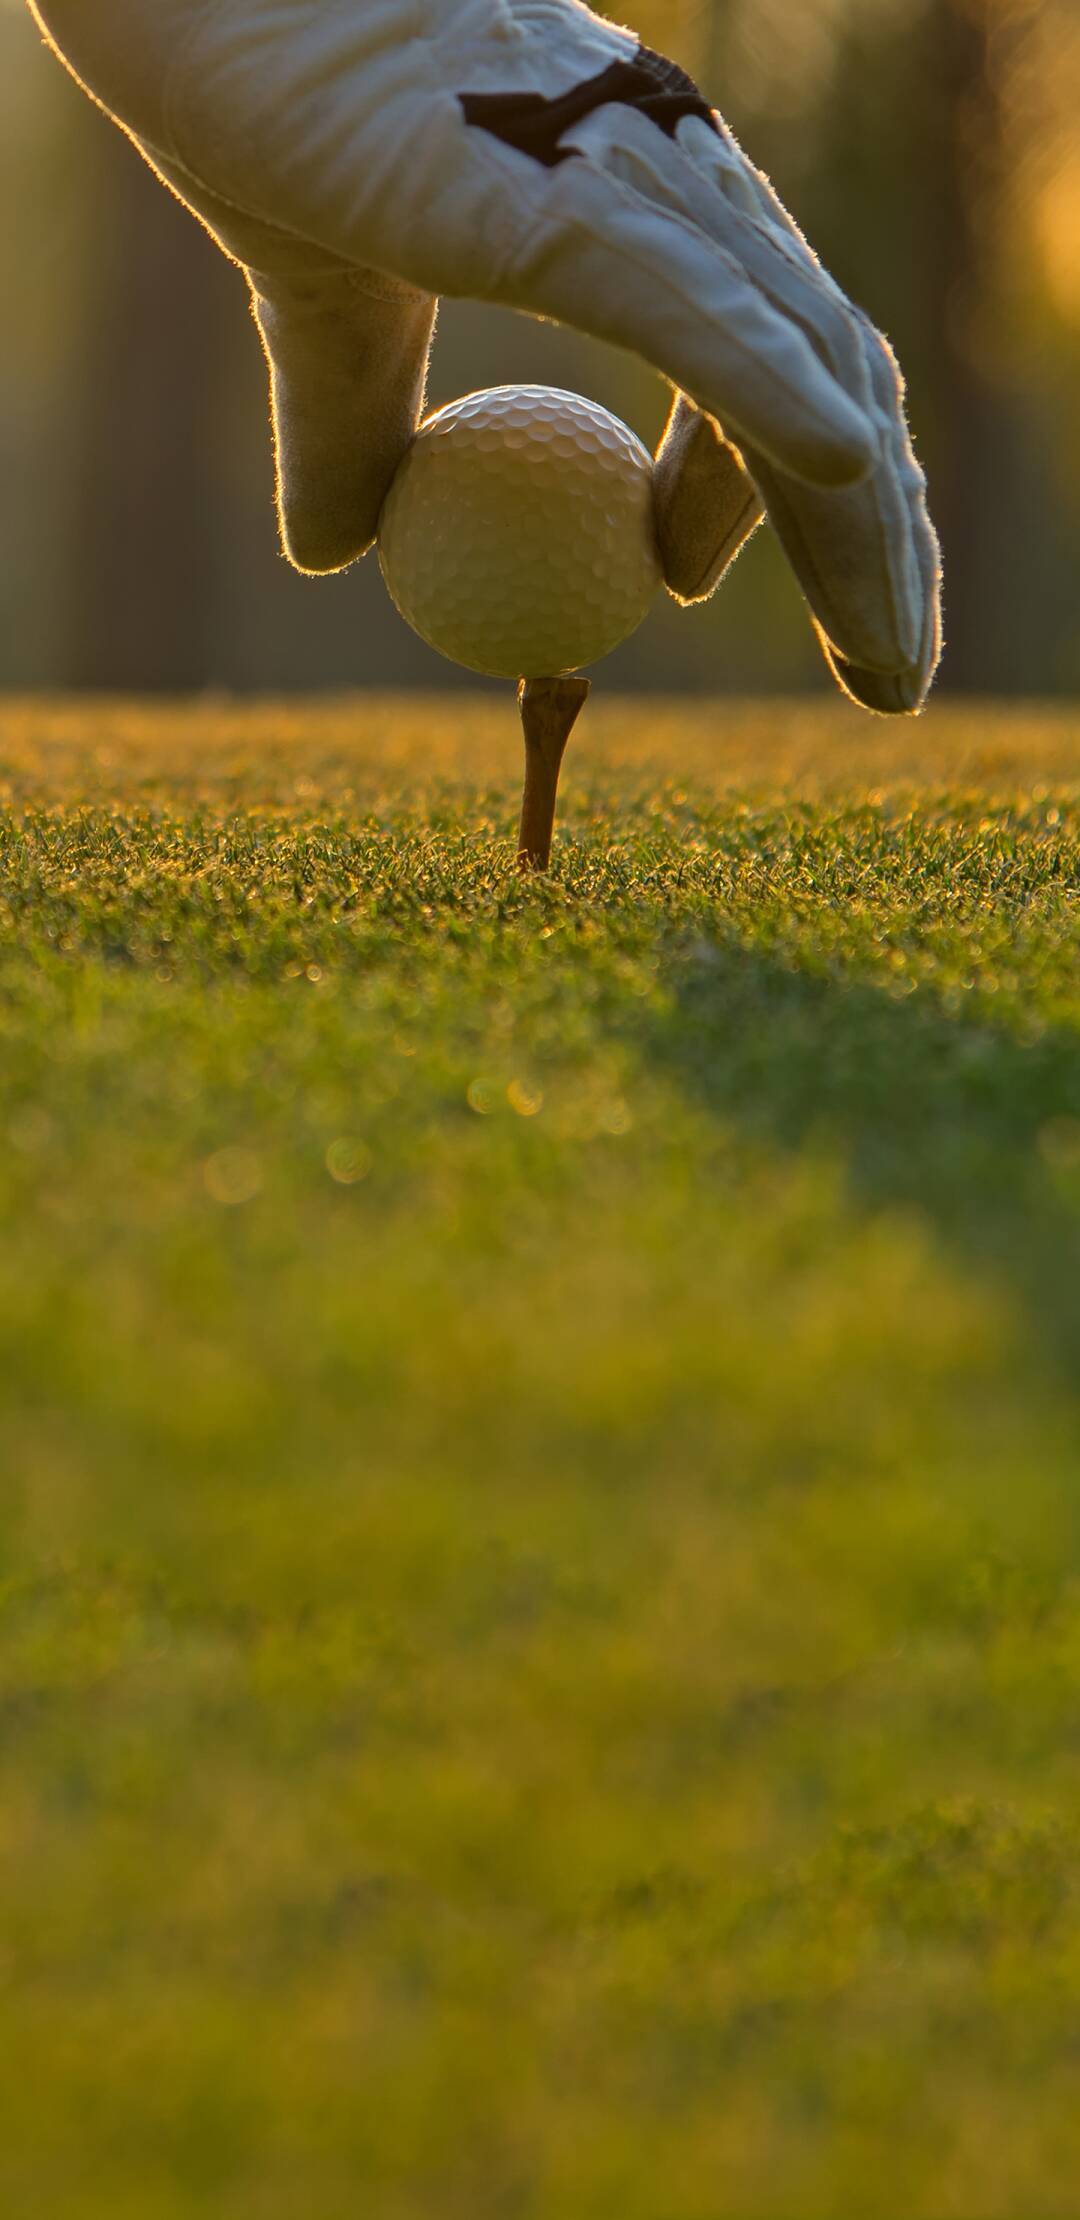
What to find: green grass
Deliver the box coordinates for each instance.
[1,696,1078,2219]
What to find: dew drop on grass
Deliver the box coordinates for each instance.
[506,1080,543,1118]
[203,1147,263,1207]
[325,1138,373,1186]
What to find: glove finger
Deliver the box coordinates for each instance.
[815,472,943,714]
[250,267,437,573]
[140,147,439,576]
[450,23,940,685]
[471,145,875,490]
[570,106,883,433]
[748,445,939,711]
[590,106,942,693]
[742,314,941,707]
[443,29,875,485]
[563,108,937,669]
[817,638,930,717]
[652,395,764,604]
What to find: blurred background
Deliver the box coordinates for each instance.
[3,0,1078,696]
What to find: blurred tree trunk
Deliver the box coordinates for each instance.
[63,119,237,691]
[923,0,1030,693]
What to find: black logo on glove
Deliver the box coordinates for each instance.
[460,42,718,168]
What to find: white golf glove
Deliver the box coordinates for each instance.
[30,0,941,712]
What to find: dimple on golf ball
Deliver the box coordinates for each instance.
[377,385,661,680]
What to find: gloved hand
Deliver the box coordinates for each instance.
[29,0,941,712]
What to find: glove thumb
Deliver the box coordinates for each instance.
[248,265,437,574]
[652,395,765,605]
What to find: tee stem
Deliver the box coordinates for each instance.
[517,675,591,872]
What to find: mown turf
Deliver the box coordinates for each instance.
[1,697,1078,2220]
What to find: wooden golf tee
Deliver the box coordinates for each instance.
[517,675,591,872]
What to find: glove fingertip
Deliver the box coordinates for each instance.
[278,492,376,576]
[653,399,765,603]
[816,626,939,717]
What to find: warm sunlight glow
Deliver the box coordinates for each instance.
[1037,155,1080,328]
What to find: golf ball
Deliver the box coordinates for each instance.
[377,386,661,679]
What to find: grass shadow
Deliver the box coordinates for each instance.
[633,939,1080,1385]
